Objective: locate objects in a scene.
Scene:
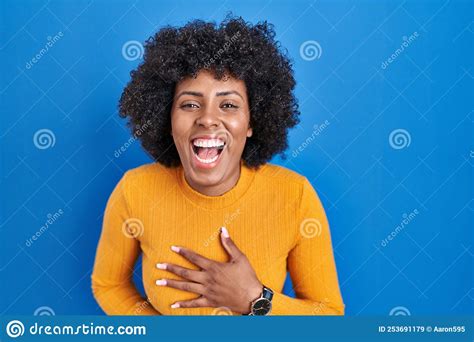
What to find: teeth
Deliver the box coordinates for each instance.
[191,138,225,165]
[192,138,225,148]
[195,154,219,164]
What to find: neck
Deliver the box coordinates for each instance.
[185,163,241,196]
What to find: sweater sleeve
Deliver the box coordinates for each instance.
[91,172,160,315]
[271,178,345,315]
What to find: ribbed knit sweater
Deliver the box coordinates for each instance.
[91,162,345,315]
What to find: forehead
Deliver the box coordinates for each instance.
[175,70,247,95]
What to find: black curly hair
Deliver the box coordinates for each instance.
[119,15,300,168]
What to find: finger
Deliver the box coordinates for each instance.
[156,278,206,295]
[220,227,243,261]
[156,262,205,283]
[172,296,209,309]
[171,245,214,270]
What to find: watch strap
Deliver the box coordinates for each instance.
[262,286,274,300]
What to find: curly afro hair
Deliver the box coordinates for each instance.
[119,15,300,168]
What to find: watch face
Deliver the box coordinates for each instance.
[252,298,272,316]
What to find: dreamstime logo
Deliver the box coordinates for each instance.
[299,40,322,61]
[133,297,153,315]
[33,129,56,149]
[122,218,144,238]
[312,298,329,314]
[26,209,64,247]
[389,129,411,150]
[204,209,240,248]
[299,218,322,238]
[202,31,241,71]
[381,209,419,248]
[6,320,24,338]
[215,129,233,150]
[34,306,55,316]
[114,119,152,158]
[389,306,411,316]
[122,40,144,61]
[25,31,64,70]
[292,120,330,158]
[212,307,233,315]
[381,32,419,69]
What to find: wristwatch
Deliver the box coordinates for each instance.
[247,285,274,316]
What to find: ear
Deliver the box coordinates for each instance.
[247,126,253,138]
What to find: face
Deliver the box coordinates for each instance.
[171,70,253,196]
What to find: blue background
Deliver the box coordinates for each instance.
[1,0,472,316]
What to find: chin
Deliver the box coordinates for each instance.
[187,169,227,188]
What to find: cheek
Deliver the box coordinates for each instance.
[226,118,251,147]
[171,113,193,145]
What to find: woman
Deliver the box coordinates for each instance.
[91,16,345,316]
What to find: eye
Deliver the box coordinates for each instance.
[180,103,200,109]
[221,102,239,109]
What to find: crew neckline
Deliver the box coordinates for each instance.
[176,160,256,210]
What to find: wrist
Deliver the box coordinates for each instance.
[241,282,263,314]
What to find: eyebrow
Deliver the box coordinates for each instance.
[216,91,243,99]
[175,90,243,100]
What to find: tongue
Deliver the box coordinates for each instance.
[197,147,219,160]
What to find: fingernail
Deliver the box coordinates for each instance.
[221,227,229,238]
[156,263,167,270]
[171,303,180,309]
[156,279,167,286]
[171,245,180,253]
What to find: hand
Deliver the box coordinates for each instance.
[155,227,263,314]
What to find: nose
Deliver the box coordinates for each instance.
[195,106,220,128]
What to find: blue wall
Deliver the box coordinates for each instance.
[1,0,472,316]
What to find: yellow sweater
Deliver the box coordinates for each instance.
[91,162,345,315]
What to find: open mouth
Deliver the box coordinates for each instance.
[190,137,226,166]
